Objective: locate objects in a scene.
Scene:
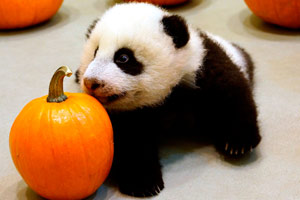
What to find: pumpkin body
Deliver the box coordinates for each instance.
[244,0,300,29]
[0,0,63,29]
[9,92,114,200]
[124,0,188,6]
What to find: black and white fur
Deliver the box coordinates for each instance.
[76,3,261,197]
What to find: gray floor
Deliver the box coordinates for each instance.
[1,0,300,199]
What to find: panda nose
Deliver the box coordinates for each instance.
[84,78,105,90]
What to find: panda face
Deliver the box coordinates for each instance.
[78,3,204,111]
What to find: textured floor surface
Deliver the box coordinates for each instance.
[1,0,300,199]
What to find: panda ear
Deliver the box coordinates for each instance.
[161,15,190,48]
[86,18,100,39]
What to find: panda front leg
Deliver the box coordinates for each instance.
[205,81,261,157]
[111,120,164,197]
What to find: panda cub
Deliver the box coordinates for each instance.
[76,3,261,197]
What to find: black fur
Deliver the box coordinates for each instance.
[75,70,80,83]
[107,31,261,197]
[114,48,144,76]
[197,32,261,156]
[86,18,99,39]
[161,15,190,48]
[109,108,164,197]
[94,46,99,58]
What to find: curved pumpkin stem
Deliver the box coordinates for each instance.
[47,66,72,103]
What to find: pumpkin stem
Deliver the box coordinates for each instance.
[47,66,72,103]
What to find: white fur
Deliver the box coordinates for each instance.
[205,32,249,80]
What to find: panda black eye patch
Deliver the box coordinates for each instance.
[113,48,144,76]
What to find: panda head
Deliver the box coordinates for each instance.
[77,3,204,111]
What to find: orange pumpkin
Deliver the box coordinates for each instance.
[244,0,300,29]
[124,0,188,6]
[9,66,114,200]
[0,0,63,29]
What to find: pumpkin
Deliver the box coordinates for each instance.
[244,0,300,29]
[9,66,114,200]
[124,0,188,6]
[0,0,63,29]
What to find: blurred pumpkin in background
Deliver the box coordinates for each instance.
[124,0,189,6]
[244,0,300,29]
[0,0,63,29]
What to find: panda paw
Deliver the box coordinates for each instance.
[222,141,253,157]
[215,129,261,158]
[119,172,164,197]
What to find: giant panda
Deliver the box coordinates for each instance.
[76,3,261,197]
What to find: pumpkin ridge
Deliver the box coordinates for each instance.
[65,102,92,196]
[27,103,46,189]
[16,102,43,192]
[10,103,33,183]
[66,97,106,195]
[47,103,74,199]
[45,103,57,197]
[46,103,78,199]
[66,97,113,192]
